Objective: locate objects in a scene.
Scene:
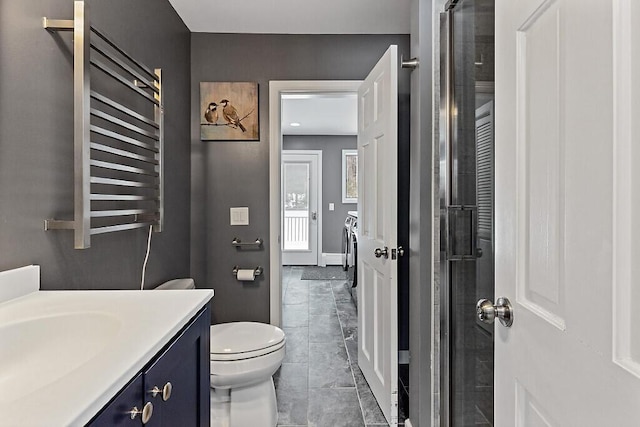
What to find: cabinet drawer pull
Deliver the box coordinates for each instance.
[128,401,153,423]
[150,381,172,401]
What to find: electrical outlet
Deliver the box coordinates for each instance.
[329,203,335,211]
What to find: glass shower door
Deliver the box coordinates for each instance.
[440,0,495,425]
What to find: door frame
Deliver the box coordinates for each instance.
[281,149,323,266]
[269,80,362,326]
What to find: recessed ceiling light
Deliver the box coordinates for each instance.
[290,122,301,127]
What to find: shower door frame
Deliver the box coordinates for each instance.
[439,8,454,426]
[439,1,495,425]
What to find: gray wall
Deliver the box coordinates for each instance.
[190,34,410,324]
[283,135,357,255]
[0,0,191,289]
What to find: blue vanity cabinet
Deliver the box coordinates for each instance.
[89,374,144,426]
[88,307,210,426]
[143,306,210,426]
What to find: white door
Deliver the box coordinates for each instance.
[281,151,321,265]
[357,45,398,425]
[493,0,640,424]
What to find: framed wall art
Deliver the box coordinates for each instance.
[200,82,259,141]
[342,149,358,203]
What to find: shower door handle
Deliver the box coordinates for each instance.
[476,297,513,327]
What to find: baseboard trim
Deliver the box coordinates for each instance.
[321,253,342,266]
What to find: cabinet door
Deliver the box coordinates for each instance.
[89,373,144,426]
[143,307,210,427]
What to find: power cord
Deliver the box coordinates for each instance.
[140,225,153,290]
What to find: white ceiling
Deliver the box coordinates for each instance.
[169,0,408,135]
[281,94,358,135]
[168,0,411,34]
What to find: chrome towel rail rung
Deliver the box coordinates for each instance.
[90,159,158,177]
[91,125,158,152]
[90,176,156,188]
[91,209,152,218]
[90,109,159,140]
[91,58,159,105]
[90,222,155,235]
[90,25,156,80]
[90,194,157,201]
[90,42,159,95]
[91,91,159,129]
[90,142,158,165]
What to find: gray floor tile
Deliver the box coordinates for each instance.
[331,281,353,303]
[309,296,336,315]
[277,266,388,427]
[309,314,343,343]
[275,363,309,390]
[283,327,309,363]
[352,365,387,424]
[308,388,364,427]
[309,342,354,388]
[283,304,309,327]
[335,301,358,330]
[284,282,309,305]
[344,332,358,365]
[276,387,309,426]
[308,281,332,296]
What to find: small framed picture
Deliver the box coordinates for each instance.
[342,149,358,203]
[200,82,259,141]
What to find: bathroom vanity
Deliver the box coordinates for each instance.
[0,266,213,426]
[89,306,210,426]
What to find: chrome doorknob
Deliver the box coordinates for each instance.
[476,297,513,327]
[374,247,389,259]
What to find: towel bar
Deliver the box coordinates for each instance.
[231,238,263,248]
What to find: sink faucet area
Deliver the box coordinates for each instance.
[0,265,213,426]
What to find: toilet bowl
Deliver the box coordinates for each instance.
[210,322,285,427]
[155,279,285,427]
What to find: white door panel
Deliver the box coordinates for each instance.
[357,45,398,425]
[495,0,640,424]
[281,151,320,265]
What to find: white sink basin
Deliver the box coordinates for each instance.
[0,312,122,403]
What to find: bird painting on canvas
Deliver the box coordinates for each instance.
[219,99,247,132]
[200,81,258,141]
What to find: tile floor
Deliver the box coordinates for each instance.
[275,266,389,427]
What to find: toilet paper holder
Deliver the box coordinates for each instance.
[232,266,263,279]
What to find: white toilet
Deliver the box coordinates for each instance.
[155,279,286,427]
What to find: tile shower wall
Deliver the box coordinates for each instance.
[0,0,191,289]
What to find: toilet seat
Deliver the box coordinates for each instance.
[210,322,285,362]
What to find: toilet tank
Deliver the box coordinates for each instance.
[154,278,196,290]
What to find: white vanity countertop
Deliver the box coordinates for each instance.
[0,289,213,426]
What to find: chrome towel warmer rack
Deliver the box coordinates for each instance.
[43,1,163,249]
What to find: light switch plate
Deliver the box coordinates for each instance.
[230,207,249,226]
[329,203,335,211]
